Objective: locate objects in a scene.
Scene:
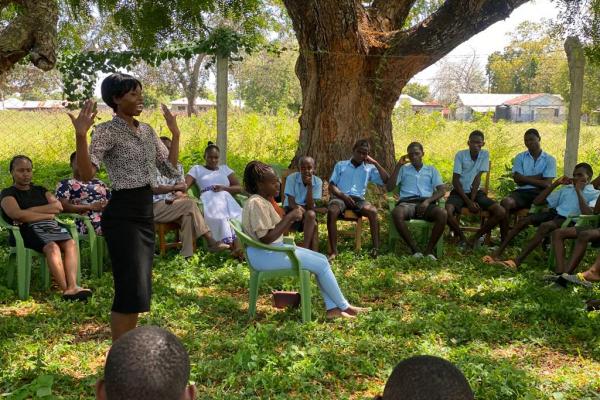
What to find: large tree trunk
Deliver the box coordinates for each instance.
[171,55,205,117]
[0,0,58,74]
[284,0,530,177]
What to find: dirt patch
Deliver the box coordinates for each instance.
[73,322,111,344]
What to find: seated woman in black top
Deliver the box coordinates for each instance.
[0,155,91,300]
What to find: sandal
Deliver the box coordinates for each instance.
[586,299,600,311]
[491,259,517,270]
[561,273,593,288]
[62,289,92,302]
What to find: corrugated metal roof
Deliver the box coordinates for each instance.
[458,93,521,107]
[170,97,216,106]
[395,94,425,107]
[503,93,563,105]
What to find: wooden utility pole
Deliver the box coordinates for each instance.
[216,54,228,164]
[564,36,585,177]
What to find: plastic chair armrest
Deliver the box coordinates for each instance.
[386,192,397,212]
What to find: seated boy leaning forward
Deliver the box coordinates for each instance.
[283,156,323,251]
[386,142,447,260]
[498,128,556,240]
[484,163,600,270]
[445,130,506,247]
[327,138,390,259]
[549,195,600,282]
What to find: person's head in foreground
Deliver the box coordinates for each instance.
[374,355,474,400]
[96,326,195,400]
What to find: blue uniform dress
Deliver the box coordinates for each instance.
[242,195,350,311]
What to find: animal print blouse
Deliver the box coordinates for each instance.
[89,116,179,190]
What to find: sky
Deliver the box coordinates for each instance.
[411,0,560,86]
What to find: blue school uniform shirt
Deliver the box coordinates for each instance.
[546,184,600,217]
[512,150,557,190]
[283,172,323,207]
[396,164,443,200]
[329,160,384,199]
[453,149,490,193]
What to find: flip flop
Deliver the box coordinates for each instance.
[561,273,593,288]
[491,259,517,270]
[481,255,495,264]
[586,299,600,311]
[62,290,92,302]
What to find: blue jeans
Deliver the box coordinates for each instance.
[247,244,350,311]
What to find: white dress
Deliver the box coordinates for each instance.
[187,164,242,244]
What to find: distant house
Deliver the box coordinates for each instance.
[498,93,565,123]
[395,95,445,114]
[170,97,216,113]
[456,93,565,122]
[0,98,66,111]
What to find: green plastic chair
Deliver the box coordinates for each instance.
[547,213,600,269]
[387,192,445,258]
[229,219,312,322]
[0,215,80,299]
[59,213,106,278]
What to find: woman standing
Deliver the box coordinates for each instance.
[68,73,181,341]
[186,142,243,256]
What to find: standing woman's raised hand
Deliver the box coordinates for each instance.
[67,99,98,136]
[160,103,180,136]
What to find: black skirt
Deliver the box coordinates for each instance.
[101,186,154,314]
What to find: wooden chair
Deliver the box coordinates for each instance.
[322,182,365,253]
[457,163,493,245]
[155,221,187,256]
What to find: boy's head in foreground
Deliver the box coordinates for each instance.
[96,326,195,400]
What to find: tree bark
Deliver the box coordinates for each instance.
[564,36,585,177]
[283,0,530,177]
[0,0,58,74]
[171,54,206,117]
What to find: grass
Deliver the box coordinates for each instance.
[1,109,600,398]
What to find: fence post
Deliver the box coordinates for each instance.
[216,54,228,164]
[564,36,585,177]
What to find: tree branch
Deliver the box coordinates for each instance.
[386,0,530,75]
[369,0,418,31]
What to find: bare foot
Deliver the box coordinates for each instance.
[327,253,338,262]
[63,286,92,296]
[343,305,370,316]
[326,308,355,320]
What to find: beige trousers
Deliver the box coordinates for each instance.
[153,198,210,257]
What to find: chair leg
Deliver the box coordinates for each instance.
[355,219,362,252]
[16,247,31,300]
[299,270,312,323]
[248,271,261,318]
[6,253,16,289]
[97,237,105,275]
[89,234,99,278]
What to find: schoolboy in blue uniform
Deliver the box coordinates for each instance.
[284,156,323,251]
[488,163,600,270]
[499,128,556,240]
[327,139,389,259]
[387,142,447,260]
[445,130,506,247]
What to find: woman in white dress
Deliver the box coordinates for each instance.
[186,142,243,256]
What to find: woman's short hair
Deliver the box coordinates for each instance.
[101,73,142,112]
[9,155,32,172]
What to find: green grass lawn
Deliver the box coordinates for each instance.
[1,110,600,398]
[1,226,600,399]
